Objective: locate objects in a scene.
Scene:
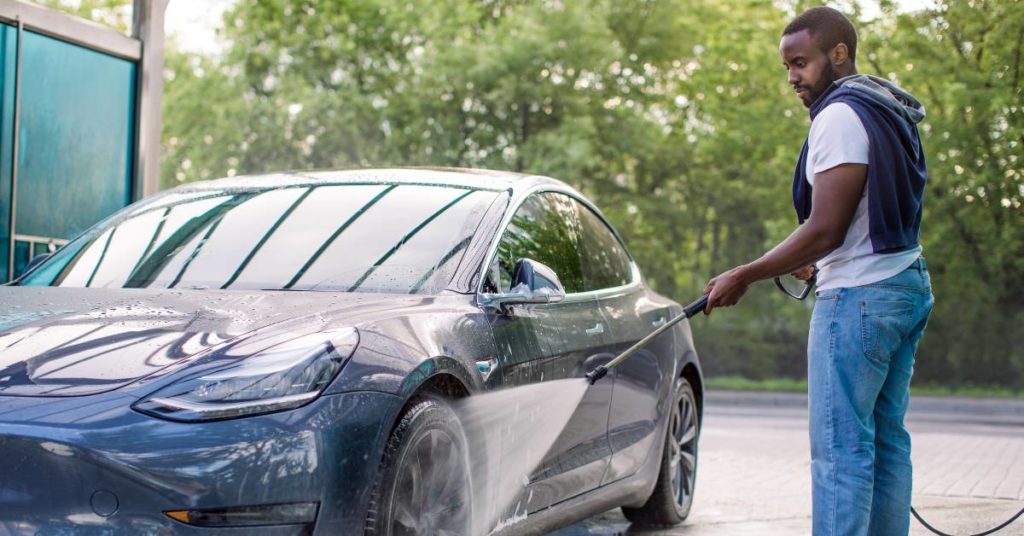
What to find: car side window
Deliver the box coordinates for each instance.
[485,192,585,294]
[574,200,634,291]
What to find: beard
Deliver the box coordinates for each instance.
[800,61,839,108]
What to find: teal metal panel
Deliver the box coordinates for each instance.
[0,24,14,282]
[14,30,136,242]
[12,238,27,275]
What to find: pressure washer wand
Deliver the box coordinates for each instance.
[586,295,709,385]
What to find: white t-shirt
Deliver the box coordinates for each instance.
[806,102,921,291]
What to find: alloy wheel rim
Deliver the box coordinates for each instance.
[670,391,698,508]
[389,428,471,536]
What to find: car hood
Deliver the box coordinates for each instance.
[0,287,417,397]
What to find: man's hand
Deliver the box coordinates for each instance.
[791,265,816,281]
[703,265,751,316]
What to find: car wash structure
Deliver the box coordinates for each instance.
[0,0,167,283]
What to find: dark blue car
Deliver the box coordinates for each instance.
[0,168,703,535]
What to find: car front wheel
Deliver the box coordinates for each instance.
[366,398,472,536]
[622,376,700,527]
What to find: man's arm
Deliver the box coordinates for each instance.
[702,162,867,314]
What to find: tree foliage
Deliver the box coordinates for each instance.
[860,0,1024,388]
[32,0,132,33]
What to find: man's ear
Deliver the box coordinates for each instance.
[830,42,850,67]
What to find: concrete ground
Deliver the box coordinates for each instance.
[552,391,1024,536]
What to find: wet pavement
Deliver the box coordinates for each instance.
[553,391,1024,536]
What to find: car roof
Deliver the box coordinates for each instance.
[168,167,570,197]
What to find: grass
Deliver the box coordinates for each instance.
[706,375,1023,399]
[705,375,808,393]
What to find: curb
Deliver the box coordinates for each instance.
[706,389,1024,426]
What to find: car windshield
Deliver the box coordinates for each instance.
[18,183,501,293]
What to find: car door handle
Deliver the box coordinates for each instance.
[585,322,605,336]
[652,316,667,328]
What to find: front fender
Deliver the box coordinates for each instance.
[396,356,484,398]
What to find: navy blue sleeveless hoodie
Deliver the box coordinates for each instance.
[792,74,928,254]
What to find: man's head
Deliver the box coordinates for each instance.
[780,7,858,108]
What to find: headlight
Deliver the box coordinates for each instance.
[133,327,358,422]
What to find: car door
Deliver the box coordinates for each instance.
[570,199,679,484]
[481,191,615,513]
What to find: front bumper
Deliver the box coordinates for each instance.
[0,390,400,535]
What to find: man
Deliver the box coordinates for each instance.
[701,6,934,536]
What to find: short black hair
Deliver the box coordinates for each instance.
[783,6,857,63]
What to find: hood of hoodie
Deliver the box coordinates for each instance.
[835,74,926,124]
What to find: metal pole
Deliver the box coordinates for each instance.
[7,17,21,281]
[132,0,169,199]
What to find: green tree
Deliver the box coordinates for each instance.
[861,0,1024,388]
[31,0,131,33]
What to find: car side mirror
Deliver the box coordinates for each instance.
[479,258,566,314]
[21,253,51,275]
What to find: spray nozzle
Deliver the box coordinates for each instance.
[585,366,608,385]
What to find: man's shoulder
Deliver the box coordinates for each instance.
[814,101,859,123]
[807,99,870,163]
[810,101,866,136]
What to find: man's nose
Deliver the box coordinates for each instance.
[788,70,800,86]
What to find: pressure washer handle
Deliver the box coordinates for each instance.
[774,267,818,301]
[683,295,709,318]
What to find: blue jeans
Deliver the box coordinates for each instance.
[808,257,934,536]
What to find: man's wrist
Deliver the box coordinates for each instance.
[735,263,759,286]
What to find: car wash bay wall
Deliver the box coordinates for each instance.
[0,0,166,283]
[0,24,137,282]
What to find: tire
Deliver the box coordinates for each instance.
[622,376,700,527]
[366,398,473,536]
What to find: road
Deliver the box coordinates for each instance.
[553,391,1024,536]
